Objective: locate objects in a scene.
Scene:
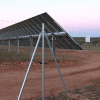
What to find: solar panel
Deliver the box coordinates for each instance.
[0,12,83,50]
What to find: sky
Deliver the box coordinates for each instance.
[0,0,100,37]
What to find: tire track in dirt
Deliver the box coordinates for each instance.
[67,66,100,76]
[66,53,100,76]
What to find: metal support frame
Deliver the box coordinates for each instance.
[17,38,19,54]
[8,39,10,52]
[18,23,68,100]
[30,36,33,57]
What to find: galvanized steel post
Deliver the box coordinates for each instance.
[52,34,55,60]
[30,36,33,57]
[2,41,4,51]
[8,38,10,52]
[17,37,19,54]
[42,23,45,100]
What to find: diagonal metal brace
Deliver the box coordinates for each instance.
[17,32,42,100]
[44,32,69,96]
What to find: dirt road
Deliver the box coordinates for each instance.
[0,50,100,100]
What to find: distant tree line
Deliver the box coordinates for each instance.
[74,37,100,46]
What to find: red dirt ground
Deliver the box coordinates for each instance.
[0,50,100,100]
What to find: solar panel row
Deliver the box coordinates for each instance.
[0,12,83,50]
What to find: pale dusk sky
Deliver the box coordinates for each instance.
[0,0,100,36]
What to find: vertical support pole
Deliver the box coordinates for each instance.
[17,37,19,54]
[52,34,53,60]
[42,23,45,100]
[2,40,4,51]
[30,36,33,57]
[52,34,55,60]
[65,33,67,49]
[8,38,10,52]
[53,34,55,56]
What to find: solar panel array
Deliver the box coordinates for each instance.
[0,12,83,50]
